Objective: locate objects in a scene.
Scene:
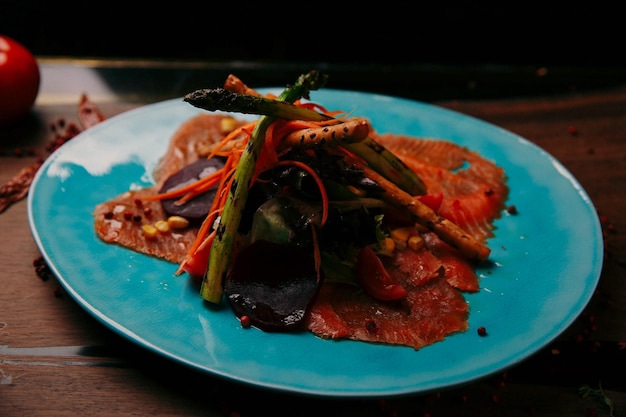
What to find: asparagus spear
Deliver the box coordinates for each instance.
[360,164,491,261]
[185,87,426,196]
[346,138,426,196]
[184,87,330,122]
[199,70,327,304]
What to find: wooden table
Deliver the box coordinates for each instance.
[1,59,625,416]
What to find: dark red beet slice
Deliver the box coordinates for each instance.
[224,240,320,332]
[159,158,224,223]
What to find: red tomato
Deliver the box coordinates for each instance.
[417,192,444,212]
[357,246,408,301]
[0,35,41,126]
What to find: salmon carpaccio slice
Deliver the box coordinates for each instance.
[377,134,509,241]
[94,115,508,351]
[304,134,508,350]
[93,114,247,263]
[305,277,470,349]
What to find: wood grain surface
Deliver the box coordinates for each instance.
[1,62,625,417]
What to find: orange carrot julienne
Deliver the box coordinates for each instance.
[251,122,281,184]
[176,129,248,275]
[205,121,255,160]
[176,167,238,274]
[173,175,223,205]
[139,167,225,202]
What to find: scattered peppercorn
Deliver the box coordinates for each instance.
[506,205,518,215]
[240,315,251,328]
[45,119,82,153]
[477,326,487,336]
[33,256,54,281]
[366,320,378,334]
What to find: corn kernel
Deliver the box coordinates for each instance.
[142,224,158,239]
[167,216,190,229]
[220,117,237,133]
[390,227,414,243]
[381,237,396,254]
[154,220,170,233]
[407,235,425,251]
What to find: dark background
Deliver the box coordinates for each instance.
[1,2,622,66]
[2,2,625,101]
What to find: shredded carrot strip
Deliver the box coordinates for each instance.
[216,167,237,212]
[176,126,252,274]
[139,168,225,202]
[173,175,223,205]
[206,121,255,160]
[298,101,329,114]
[175,216,215,275]
[176,165,237,274]
[250,121,283,184]
[197,229,217,252]
[175,152,243,205]
[297,101,347,119]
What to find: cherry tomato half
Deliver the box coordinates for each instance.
[417,192,444,212]
[357,245,408,301]
[0,35,41,126]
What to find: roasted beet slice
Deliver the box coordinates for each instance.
[224,240,320,332]
[159,158,224,223]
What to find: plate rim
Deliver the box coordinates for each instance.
[27,89,604,397]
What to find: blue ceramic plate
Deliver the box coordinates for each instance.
[28,89,603,397]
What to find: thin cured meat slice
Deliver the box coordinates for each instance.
[305,135,506,348]
[384,234,480,293]
[92,113,508,351]
[153,114,246,186]
[93,188,197,264]
[422,232,481,292]
[93,114,241,263]
[305,235,478,350]
[376,134,508,242]
[304,274,469,350]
